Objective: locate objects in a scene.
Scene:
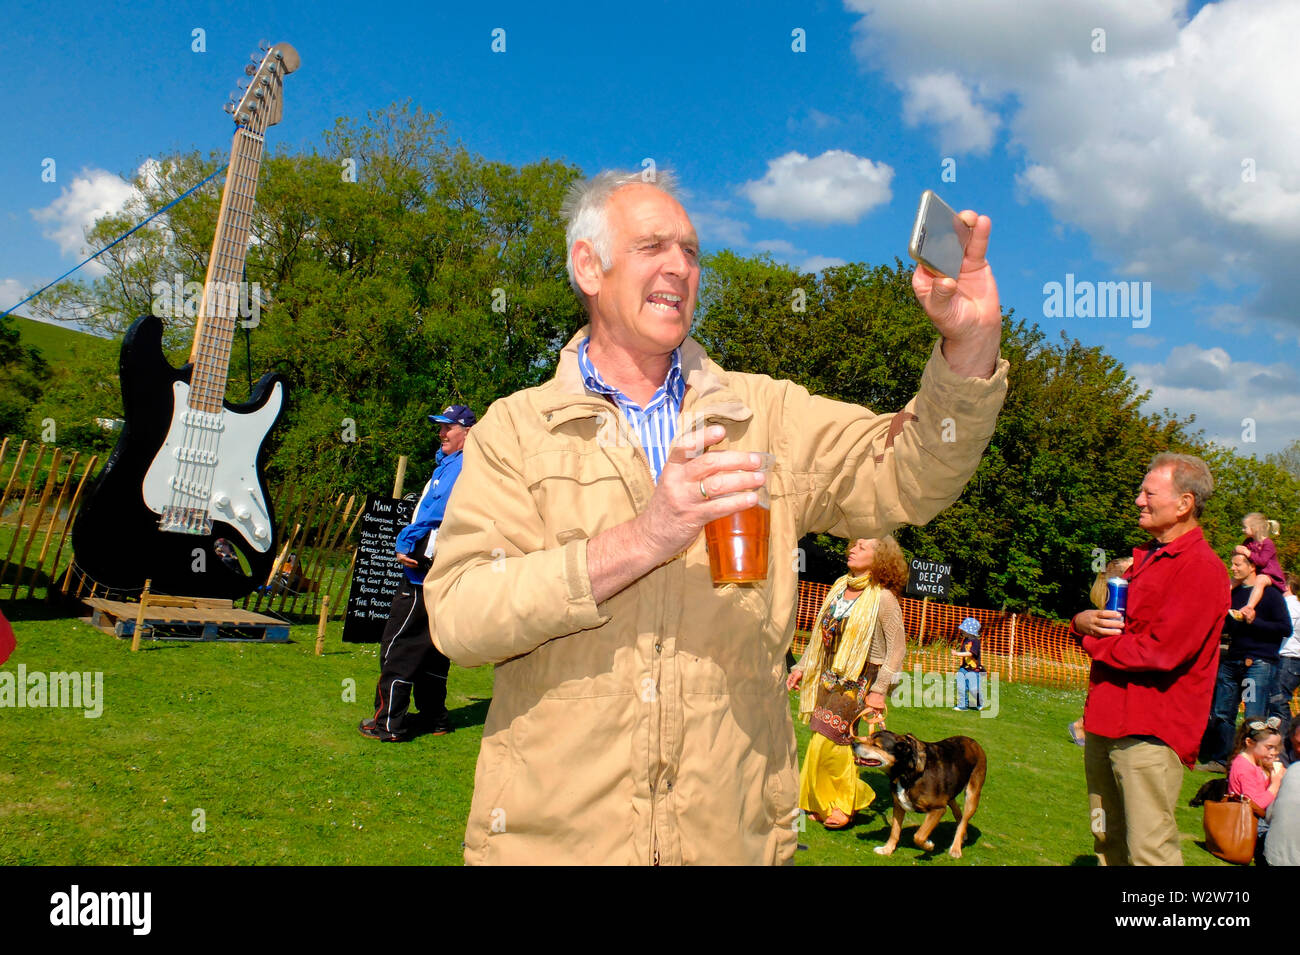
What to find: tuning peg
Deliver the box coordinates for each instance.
[258,39,270,51]
[244,64,256,76]
[223,102,236,115]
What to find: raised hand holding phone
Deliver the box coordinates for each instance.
[907,190,1001,380]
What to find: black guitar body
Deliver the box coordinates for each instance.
[71,314,286,599]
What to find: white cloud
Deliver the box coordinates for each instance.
[901,73,999,155]
[801,255,848,272]
[30,168,136,265]
[752,238,804,257]
[1132,343,1300,454]
[845,0,1300,328]
[1,278,29,315]
[689,202,751,250]
[741,150,894,226]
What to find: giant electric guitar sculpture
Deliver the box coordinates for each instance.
[72,43,300,599]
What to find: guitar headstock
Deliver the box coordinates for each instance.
[225,41,300,130]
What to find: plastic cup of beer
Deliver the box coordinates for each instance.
[704,453,774,584]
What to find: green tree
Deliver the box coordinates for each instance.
[0,315,50,436]
[694,253,1203,620]
[1200,446,1300,573]
[27,103,585,498]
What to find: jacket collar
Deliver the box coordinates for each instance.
[537,326,752,432]
[1129,524,1208,581]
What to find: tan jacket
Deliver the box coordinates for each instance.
[427,329,1008,864]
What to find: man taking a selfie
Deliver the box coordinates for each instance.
[428,171,1008,864]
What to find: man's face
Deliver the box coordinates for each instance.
[579,184,700,359]
[1230,553,1253,582]
[1135,466,1190,538]
[440,423,468,454]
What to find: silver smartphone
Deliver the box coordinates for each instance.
[908,190,971,280]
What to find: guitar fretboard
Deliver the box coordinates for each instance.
[187,118,269,414]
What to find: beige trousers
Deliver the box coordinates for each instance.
[1084,733,1185,866]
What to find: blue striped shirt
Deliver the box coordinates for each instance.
[577,337,684,483]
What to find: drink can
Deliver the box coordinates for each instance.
[1105,577,1128,617]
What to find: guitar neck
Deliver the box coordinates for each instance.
[187,121,268,414]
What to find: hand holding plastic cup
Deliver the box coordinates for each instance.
[704,452,774,584]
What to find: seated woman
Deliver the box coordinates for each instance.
[787,537,908,830]
[1227,716,1287,865]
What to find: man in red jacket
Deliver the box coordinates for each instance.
[1071,452,1230,865]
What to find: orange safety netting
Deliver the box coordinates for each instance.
[792,579,1090,691]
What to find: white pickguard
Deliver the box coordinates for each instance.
[142,379,283,553]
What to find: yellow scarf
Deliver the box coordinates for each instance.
[798,573,883,719]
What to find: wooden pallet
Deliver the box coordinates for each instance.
[84,597,290,645]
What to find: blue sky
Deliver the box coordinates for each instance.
[1,0,1296,453]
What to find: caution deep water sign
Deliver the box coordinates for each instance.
[907,559,952,599]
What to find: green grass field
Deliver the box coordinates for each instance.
[0,608,1229,866]
[9,314,100,366]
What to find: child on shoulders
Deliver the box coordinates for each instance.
[1233,513,1284,623]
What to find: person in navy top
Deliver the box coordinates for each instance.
[360,404,475,741]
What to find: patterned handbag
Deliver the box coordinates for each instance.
[811,672,868,744]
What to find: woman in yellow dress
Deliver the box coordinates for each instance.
[787,536,909,829]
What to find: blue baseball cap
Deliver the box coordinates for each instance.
[429,404,476,427]
[957,617,981,637]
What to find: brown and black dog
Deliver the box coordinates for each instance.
[851,730,986,858]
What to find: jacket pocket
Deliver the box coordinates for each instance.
[522,450,634,545]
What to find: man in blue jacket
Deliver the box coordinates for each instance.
[360,404,475,741]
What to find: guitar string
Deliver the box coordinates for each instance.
[168,77,275,537]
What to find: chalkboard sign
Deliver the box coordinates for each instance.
[906,558,952,600]
[342,494,417,643]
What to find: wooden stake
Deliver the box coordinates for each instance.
[272,521,307,615]
[49,454,98,601]
[329,549,357,621]
[1008,613,1017,684]
[298,494,345,617]
[392,455,408,500]
[314,595,330,655]
[917,596,929,645]
[132,579,152,652]
[0,438,27,521]
[285,489,329,616]
[253,531,295,614]
[14,448,60,599]
[27,450,78,593]
[0,443,48,598]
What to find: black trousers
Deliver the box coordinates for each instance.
[371,578,449,735]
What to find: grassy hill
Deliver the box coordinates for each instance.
[7,313,101,366]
